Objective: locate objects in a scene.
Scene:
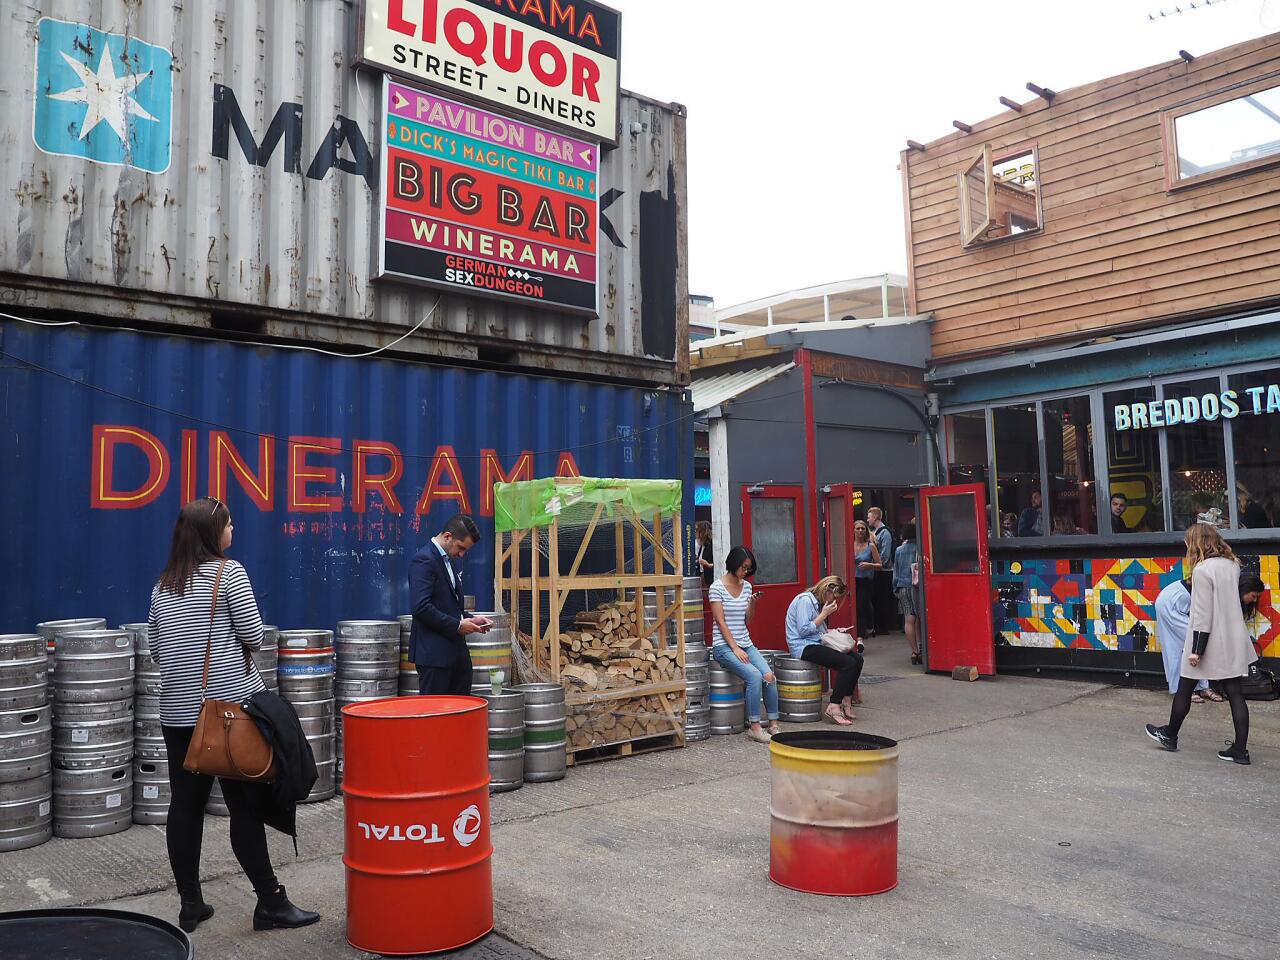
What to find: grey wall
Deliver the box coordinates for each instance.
[812,379,928,488]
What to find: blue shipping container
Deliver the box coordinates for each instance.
[0,321,693,631]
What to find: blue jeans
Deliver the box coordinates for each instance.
[712,643,779,723]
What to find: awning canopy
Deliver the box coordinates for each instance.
[690,362,796,414]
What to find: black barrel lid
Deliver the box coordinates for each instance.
[0,908,191,959]
[771,730,897,751]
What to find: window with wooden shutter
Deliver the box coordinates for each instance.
[958,144,1043,249]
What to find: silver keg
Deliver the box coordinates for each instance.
[684,652,711,744]
[133,695,165,761]
[336,621,400,681]
[0,635,48,710]
[127,622,163,700]
[133,758,169,825]
[775,658,823,723]
[54,630,134,705]
[256,625,279,690]
[53,762,132,838]
[0,704,52,783]
[685,698,711,742]
[683,576,705,647]
[398,615,417,695]
[36,618,106,677]
[510,683,566,783]
[276,630,334,700]
[0,771,53,852]
[709,663,746,735]
[52,699,133,768]
[206,778,230,817]
[306,760,336,803]
[467,613,513,693]
[642,589,672,648]
[482,690,524,793]
[290,695,336,803]
[336,678,397,702]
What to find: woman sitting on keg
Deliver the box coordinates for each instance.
[148,497,319,934]
[708,546,780,744]
[784,576,864,726]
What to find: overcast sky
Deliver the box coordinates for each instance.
[607,0,1279,309]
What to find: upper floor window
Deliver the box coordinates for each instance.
[1165,77,1280,188]
[958,144,1042,248]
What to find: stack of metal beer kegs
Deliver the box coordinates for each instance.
[276,630,336,803]
[49,626,135,838]
[0,632,53,851]
[334,621,399,791]
[121,622,167,826]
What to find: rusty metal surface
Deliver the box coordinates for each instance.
[0,2,687,384]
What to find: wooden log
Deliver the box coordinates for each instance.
[951,666,980,682]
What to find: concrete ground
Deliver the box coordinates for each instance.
[2,637,1277,960]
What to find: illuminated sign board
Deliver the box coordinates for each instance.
[1113,382,1280,430]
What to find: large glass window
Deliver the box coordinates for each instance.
[945,411,989,486]
[1104,387,1165,533]
[1229,367,1280,529]
[1043,396,1096,534]
[993,403,1041,538]
[1164,378,1230,531]
[1169,81,1280,185]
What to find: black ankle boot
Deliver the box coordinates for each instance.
[177,886,214,933]
[253,885,320,931]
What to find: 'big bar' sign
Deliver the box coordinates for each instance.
[377,78,600,314]
[360,0,620,143]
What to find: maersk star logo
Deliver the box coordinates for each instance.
[33,18,173,173]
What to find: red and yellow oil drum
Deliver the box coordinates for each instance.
[342,696,492,955]
[768,731,899,896]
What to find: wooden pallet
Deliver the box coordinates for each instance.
[565,732,684,767]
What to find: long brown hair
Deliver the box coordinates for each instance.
[1183,523,1237,577]
[810,575,848,603]
[158,497,229,595]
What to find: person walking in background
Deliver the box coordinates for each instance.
[784,576,863,726]
[1017,490,1044,537]
[867,507,896,635]
[1154,577,1209,701]
[694,521,714,588]
[1146,525,1255,764]
[893,524,922,665]
[148,497,318,934]
[852,520,882,643]
[709,546,779,744]
[409,514,493,695]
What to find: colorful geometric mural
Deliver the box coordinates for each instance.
[993,554,1280,659]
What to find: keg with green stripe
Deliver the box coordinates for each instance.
[775,658,823,723]
[481,690,524,793]
[510,683,566,782]
[467,613,512,694]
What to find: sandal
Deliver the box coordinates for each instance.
[768,722,782,736]
[1191,693,1206,704]
[825,705,853,726]
[1203,690,1225,702]
[910,653,922,665]
[841,703,858,721]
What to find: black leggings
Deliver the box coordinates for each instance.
[161,726,278,899]
[854,578,874,639]
[800,645,865,703]
[1167,676,1249,749]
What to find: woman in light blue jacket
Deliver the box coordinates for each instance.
[785,576,864,725]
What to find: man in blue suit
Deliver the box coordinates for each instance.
[409,513,492,695]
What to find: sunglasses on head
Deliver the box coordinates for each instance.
[207,497,224,514]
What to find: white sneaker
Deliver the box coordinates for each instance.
[747,727,772,744]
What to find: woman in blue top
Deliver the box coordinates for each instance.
[892,523,922,665]
[708,546,779,744]
[785,576,864,725]
[852,520,882,642]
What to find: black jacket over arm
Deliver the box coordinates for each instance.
[245,691,318,846]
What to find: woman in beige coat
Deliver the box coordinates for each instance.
[1146,525,1253,765]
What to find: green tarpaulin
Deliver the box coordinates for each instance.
[494,477,683,532]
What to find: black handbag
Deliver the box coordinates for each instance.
[1241,661,1280,701]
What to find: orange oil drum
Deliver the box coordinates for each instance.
[342,696,492,955]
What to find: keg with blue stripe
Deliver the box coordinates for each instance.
[709,663,745,735]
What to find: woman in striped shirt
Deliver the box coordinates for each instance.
[709,546,780,744]
[148,497,318,934]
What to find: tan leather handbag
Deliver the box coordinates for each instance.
[183,559,276,783]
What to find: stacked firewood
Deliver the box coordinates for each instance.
[566,692,684,748]
[557,600,681,691]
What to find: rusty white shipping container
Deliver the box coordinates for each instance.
[0,1,689,385]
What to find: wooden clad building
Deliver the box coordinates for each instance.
[903,32,1280,360]
[911,34,1280,678]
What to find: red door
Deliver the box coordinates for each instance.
[823,484,857,635]
[919,483,995,675]
[741,485,806,651]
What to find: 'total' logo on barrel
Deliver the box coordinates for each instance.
[452,805,482,848]
[355,805,484,847]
